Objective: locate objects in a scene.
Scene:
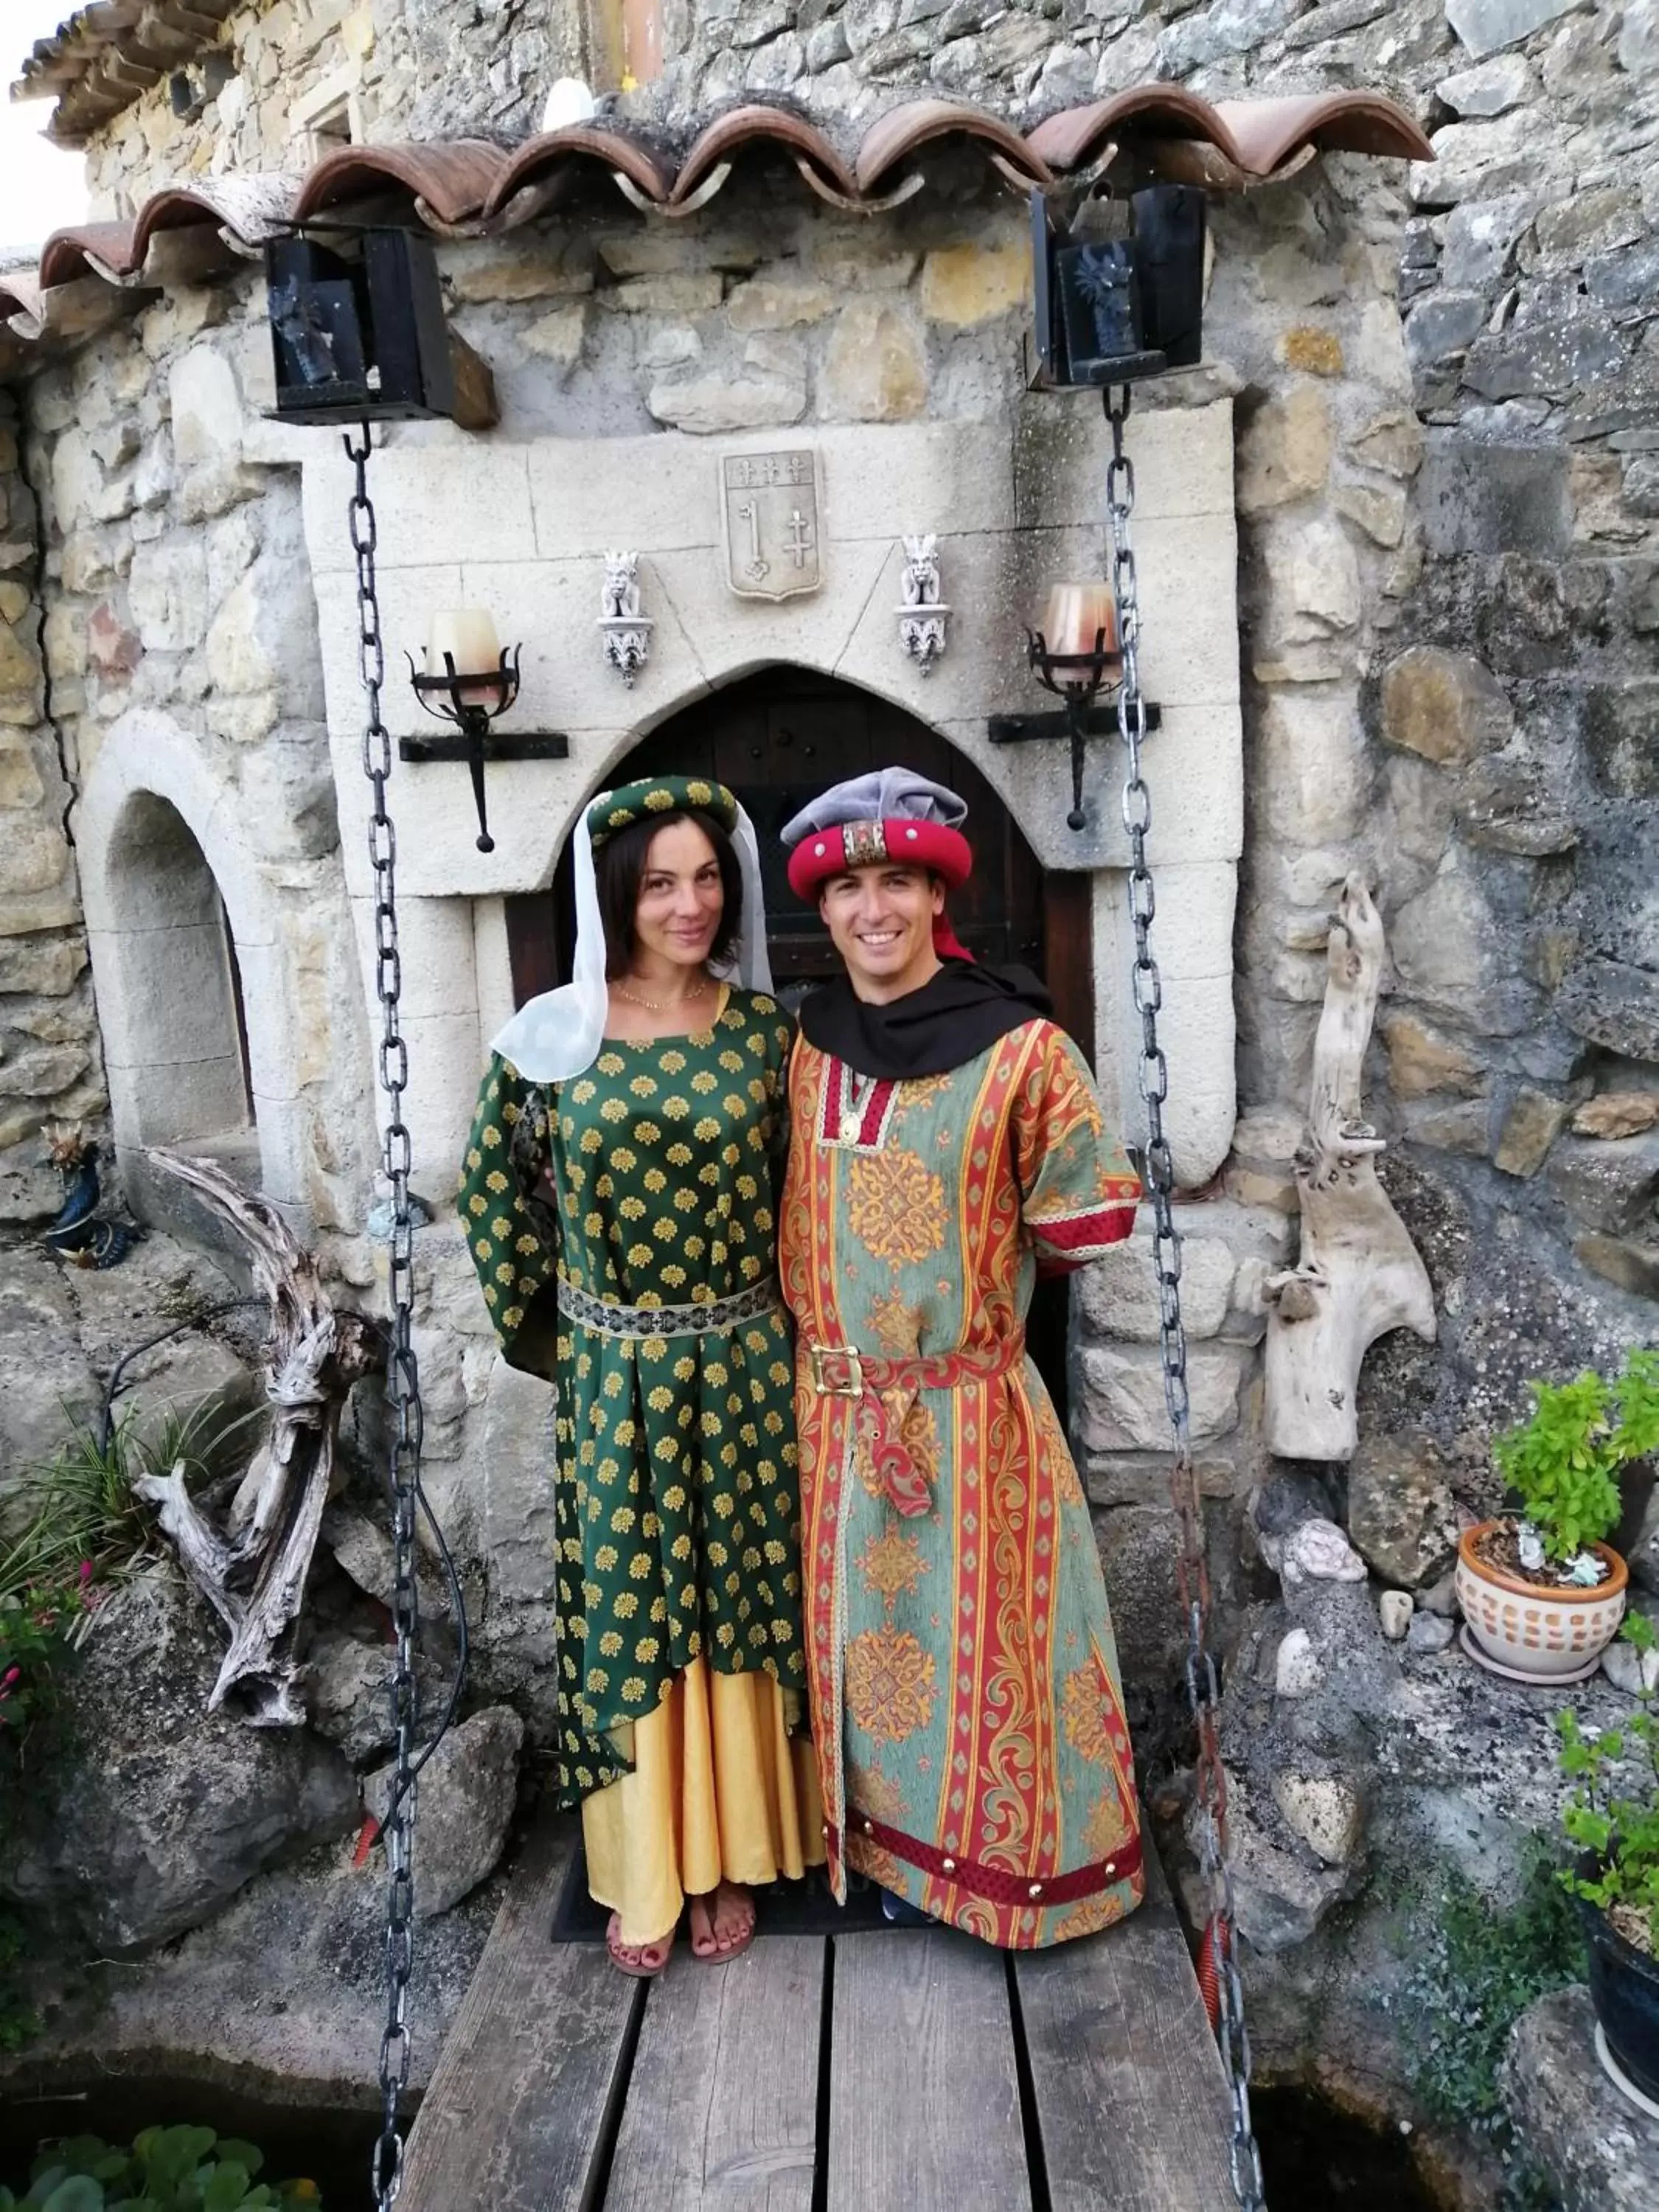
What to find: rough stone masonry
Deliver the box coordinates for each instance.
[0,0,1655,2188]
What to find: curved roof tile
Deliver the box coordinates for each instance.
[292,140,509,228]
[1026,88,1245,174]
[1214,92,1433,176]
[0,88,1433,359]
[38,220,142,289]
[855,100,1051,194]
[483,127,678,221]
[130,175,299,263]
[672,105,859,204]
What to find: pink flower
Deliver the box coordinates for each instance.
[78,1559,94,1585]
[1,1666,19,1689]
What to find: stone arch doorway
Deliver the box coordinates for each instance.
[504,666,1093,1417]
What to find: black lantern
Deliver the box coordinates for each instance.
[265,226,455,425]
[1031,184,1206,389]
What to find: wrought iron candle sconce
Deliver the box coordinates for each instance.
[406,633,521,854]
[990,580,1160,833]
[402,612,571,855]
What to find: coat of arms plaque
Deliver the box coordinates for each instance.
[719,450,823,602]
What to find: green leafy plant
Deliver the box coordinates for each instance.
[0,1570,89,1737]
[1401,1845,1582,2136]
[1492,1346,1659,1565]
[1557,1610,1659,1956]
[0,1910,41,2055]
[0,2124,322,2211]
[0,1400,262,1607]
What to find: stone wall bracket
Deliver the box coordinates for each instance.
[598,550,653,687]
[896,533,950,675]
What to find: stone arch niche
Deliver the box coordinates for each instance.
[77,709,313,1234]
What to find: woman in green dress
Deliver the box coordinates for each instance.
[459,776,819,1977]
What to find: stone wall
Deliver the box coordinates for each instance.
[3,0,1657,2157]
[81,1,583,216]
[26,285,376,1248]
[0,392,105,1231]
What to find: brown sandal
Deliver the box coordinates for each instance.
[689,1886,756,1964]
[606,1912,673,1978]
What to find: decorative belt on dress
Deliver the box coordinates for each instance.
[826,1808,1142,1913]
[807,1332,1026,1519]
[556,1276,785,1340]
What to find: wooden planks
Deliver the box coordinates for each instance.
[397,1808,640,2212]
[605,1935,825,2212]
[1013,1857,1239,2212]
[827,1929,1033,2212]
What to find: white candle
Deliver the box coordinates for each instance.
[426,608,501,698]
[1040,582,1119,664]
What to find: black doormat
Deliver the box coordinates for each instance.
[550,1842,895,1943]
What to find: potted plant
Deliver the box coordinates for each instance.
[1455,1348,1659,1683]
[1557,1613,1659,2107]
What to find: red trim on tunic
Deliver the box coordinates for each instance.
[1030,1199,1140,1253]
[818,1062,899,1149]
[829,1811,1143,1908]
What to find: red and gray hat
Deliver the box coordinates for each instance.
[782,768,973,900]
[782,768,975,960]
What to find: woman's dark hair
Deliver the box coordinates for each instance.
[594,807,742,977]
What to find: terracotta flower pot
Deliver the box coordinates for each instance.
[1455,1520,1627,1681]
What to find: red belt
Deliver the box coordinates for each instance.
[829,1808,1142,1910]
[807,1333,1025,1518]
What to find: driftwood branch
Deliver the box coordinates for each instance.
[1262,874,1436,1461]
[133,1150,382,1725]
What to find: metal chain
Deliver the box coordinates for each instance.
[1105,386,1265,2212]
[347,422,425,2212]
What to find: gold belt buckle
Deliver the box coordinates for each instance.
[810,1343,863,1397]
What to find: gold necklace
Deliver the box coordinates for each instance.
[612,973,712,1015]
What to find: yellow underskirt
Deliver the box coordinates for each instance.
[582,1658,825,1947]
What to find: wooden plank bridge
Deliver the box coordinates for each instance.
[398,1806,1239,2211]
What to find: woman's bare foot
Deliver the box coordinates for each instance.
[689,1882,755,1961]
[606,1910,673,1978]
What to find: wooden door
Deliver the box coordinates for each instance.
[504,669,1093,1413]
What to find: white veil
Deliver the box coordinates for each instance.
[490,791,774,1084]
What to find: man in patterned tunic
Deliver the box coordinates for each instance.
[778,769,1147,1947]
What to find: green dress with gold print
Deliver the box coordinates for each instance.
[458,984,807,1808]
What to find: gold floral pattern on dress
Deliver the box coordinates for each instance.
[869,1289,925,1356]
[1082,1787,1134,1862]
[845,1628,936,1745]
[857,1526,930,1612]
[849,1761,909,1826]
[1060,1659,1115,1767]
[458,988,800,1812]
[846,1150,945,1265]
[1054,1890,1133,1943]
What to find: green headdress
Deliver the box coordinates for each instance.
[586,775,738,849]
